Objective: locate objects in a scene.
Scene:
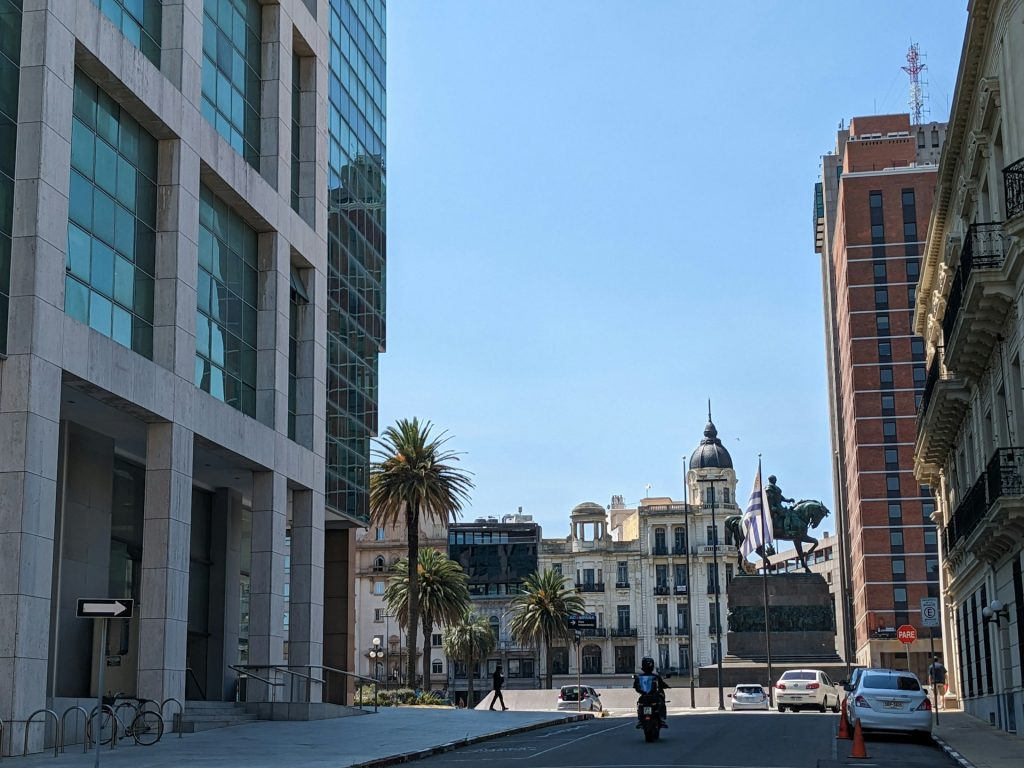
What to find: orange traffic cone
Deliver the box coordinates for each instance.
[837,699,851,740]
[850,718,869,759]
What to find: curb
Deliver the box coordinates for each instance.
[349,713,595,767]
[932,733,977,768]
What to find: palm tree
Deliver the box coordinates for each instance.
[383,549,471,685]
[370,418,473,686]
[508,569,585,689]
[442,609,496,706]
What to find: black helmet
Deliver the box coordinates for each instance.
[641,657,655,673]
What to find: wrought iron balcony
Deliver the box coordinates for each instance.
[655,626,672,636]
[1005,157,1024,221]
[945,470,993,555]
[945,446,1024,559]
[672,546,688,556]
[652,546,669,556]
[614,581,630,589]
[673,584,688,595]
[917,349,943,424]
[576,582,605,593]
[611,627,638,638]
[579,627,607,638]
[674,627,689,636]
[959,222,1007,274]
[941,266,963,346]
[653,585,670,596]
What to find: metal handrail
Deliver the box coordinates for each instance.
[318,665,379,712]
[160,697,183,739]
[186,666,207,701]
[60,706,89,753]
[270,666,326,703]
[23,709,58,758]
[229,664,284,704]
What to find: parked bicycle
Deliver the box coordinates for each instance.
[87,693,164,746]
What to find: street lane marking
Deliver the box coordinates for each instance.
[524,721,635,760]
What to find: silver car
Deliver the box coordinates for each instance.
[774,669,841,713]
[730,683,770,711]
[846,669,932,738]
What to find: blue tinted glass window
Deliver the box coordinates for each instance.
[65,69,156,358]
[92,0,161,66]
[196,184,258,416]
[201,0,261,168]
[0,0,20,355]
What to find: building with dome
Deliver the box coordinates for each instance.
[536,412,741,688]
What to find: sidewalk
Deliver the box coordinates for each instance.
[6,708,591,768]
[933,711,1024,768]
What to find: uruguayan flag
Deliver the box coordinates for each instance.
[741,467,774,560]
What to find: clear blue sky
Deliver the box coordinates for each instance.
[380,1,967,538]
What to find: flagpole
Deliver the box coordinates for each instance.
[683,462,695,710]
[759,456,775,707]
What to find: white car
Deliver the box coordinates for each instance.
[729,683,769,711]
[846,669,932,738]
[774,669,841,713]
[556,685,603,711]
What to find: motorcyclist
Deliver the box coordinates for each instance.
[633,656,669,728]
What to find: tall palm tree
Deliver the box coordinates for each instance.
[383,549,471,685]
[370,418,473,686]
[508,569,585,689]
[442,609,495,706]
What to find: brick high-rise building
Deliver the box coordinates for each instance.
[814,114,947,676]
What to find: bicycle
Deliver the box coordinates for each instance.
[87,693,164,747]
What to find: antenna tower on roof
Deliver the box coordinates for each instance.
[902,42,929,125]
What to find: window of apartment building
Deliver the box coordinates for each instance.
[706,525,718,545]
[888,502,902,521]
[931,127,940,147]
[614,645,635,674]
[373,581,384,595]
[873,262,887,280]
[0,2,17,356]
[66,70,157,358]
[372,555,384,572]
[551,563,562,575]
[924,529,938,548]
[201,0,262,167]
[907,260,921,282]
[678,645,690,672]
[656,604,668,630]
[551,647,569,675]
[723,488,730,504]
[489,615,499,638]
[879,367,894,386]
[871,223,884,240]
[890,531,904,551]
[655,564,668,588]
[291,52,303,213]
[674,564,687,589]
[907,285,916,304]
[904,221,918,241]
[658,643,669,671]
[878,342,892,362]
[288,268,309,442]
[911,338,924,359]
[913,365,927,387]
[877,314,890,334]
[374,527,385,540]
[892,559,905,577]
[374,608,385,622]
[706,563,719,594]
[432,633,442,646]
[893,587,908,605]
[883,420,897,439]
[709,604,721,635]
[914,392,923,410]
[582,644,602,674]
[92,0,161,65]
[922,499,936,518]
[886,475,901,494]
[673,526,686,553]
[885,448,899,469]
[875,289,889,308]
[926,558,939,576]
[431,659,443,674]
[676,604,689,632]
[582,568,595,586]
[654,527,667,553]
[881,394,896,415]
[917,131,925,149]
[617,605,630,630]
[869,192,883,208]
[616,561,628,585]
[195,185,258,416]
[711,642,720,664]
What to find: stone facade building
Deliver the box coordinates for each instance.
[0,1,385,752]
[913,0,1024,733]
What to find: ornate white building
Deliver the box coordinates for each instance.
[538,414,742,686]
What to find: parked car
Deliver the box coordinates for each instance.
[556,685,603,711]
[729,683,769,711]
[774,669,841,712]
[846,669,932,738]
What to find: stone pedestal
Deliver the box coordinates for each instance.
[699,573,844,688]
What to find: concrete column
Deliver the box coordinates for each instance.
[260,2,292,191]
[208,488,243,701]
[288,488,324,701]
[248,471,287,676]
[137,422,194,705]
[256,232,289,430]
[0,1,74,753]
[159,0,204,105]
[323,527,354,704]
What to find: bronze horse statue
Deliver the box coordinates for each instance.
[724,499,831,573]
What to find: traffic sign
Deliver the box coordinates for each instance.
[896,624,917,644]
[920,598,940,628]
[567,612,597,630]
[77,598,134,619]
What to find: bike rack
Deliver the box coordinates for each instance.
[59,706,89,753]
[161,697,184,739]
[23,709,59,759]
[87,704,119,751]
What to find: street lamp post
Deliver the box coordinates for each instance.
[699,477,725,711]
[683,462,695,709]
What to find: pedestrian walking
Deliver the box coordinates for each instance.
[489,664,508,711]
[928,656,947,708]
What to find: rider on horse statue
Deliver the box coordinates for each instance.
[765,475,799,538]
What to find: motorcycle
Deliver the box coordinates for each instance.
[636,691,663,742]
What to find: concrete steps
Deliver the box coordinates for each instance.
[179,701,259,733]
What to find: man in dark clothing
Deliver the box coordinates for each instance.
[489,664,508,710]
[633,656,669,727]
[928,656,947,708]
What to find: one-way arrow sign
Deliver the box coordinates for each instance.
[77,598,134,619]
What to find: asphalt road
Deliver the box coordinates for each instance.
[414,711,954,768]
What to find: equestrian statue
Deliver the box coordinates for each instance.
[724,475,830,573]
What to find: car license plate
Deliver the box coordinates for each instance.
[883,701,904,709]
[643,706,653,715]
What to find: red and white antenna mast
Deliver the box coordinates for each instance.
[902,42,928,125]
